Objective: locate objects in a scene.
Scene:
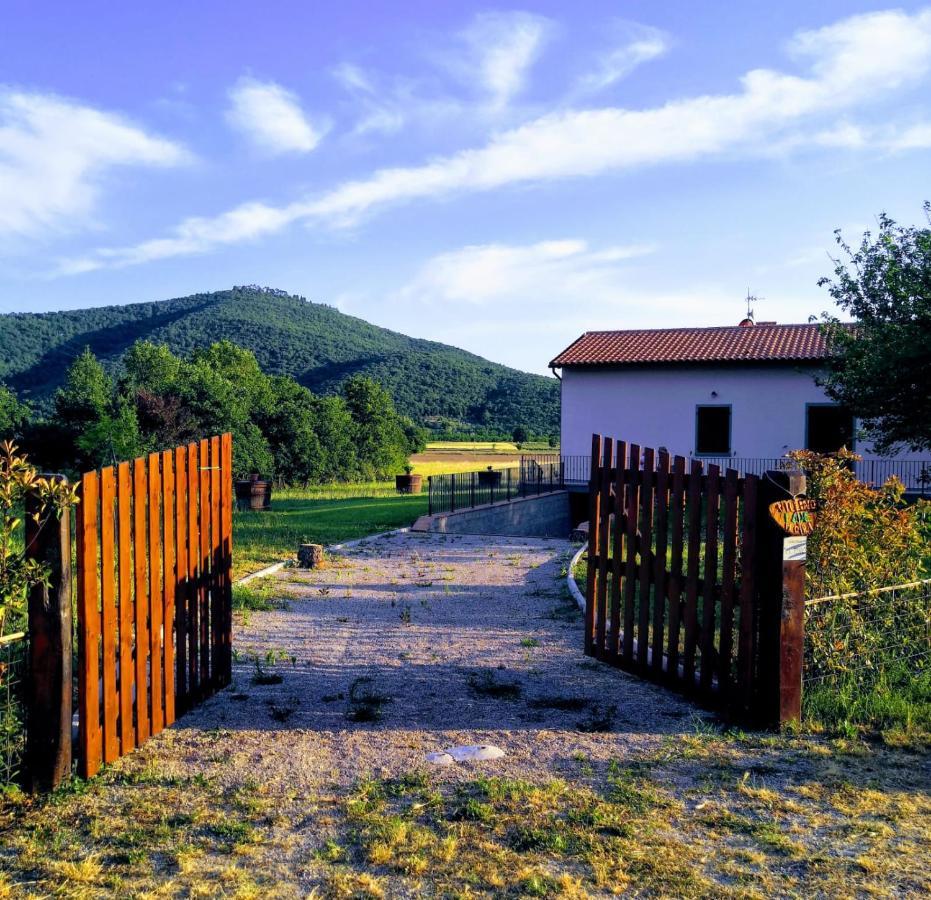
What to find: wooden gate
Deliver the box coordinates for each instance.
[584,434,762,714]
[76,434,233,777]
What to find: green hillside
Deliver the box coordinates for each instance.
[0,286,559,435]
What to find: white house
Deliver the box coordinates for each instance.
[549,321,929,489]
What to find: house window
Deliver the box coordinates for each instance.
[695,405,731,455]
[806,404,854,453]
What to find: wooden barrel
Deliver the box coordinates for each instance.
[235,479,272,510]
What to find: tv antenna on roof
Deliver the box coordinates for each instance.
[744,288,764,323]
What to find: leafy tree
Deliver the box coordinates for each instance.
[512,425,529,444]
[342,375,409,479]
[75,395,143,468]
[311,396,359,482]
[258,377,325,484]
[53,348,142,470]
[54,348,111,431]
[818,204,931,453]
[0,385,29,440]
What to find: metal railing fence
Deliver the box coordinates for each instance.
[427,460,564,516]
[530,454,931,495]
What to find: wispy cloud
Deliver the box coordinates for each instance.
[574,22,671,95]
[395,238,655,307]
[63,7,931,272]
[226,77,325,154]
[385,238,744,371]
[0,89,187,239]
[453,11,553,110]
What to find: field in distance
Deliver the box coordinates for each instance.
[412,440,558,475]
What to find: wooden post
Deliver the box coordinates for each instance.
[25,483,73,792]
[755,469,807,727]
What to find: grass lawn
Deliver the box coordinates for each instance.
[233,488,427,579]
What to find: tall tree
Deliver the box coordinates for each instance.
[0,385,29,440]
[819,203,931,454]
[342,375,409,479]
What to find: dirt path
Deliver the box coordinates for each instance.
[186,531,700,790]
[4,531,930,898]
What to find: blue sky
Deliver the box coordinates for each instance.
[2,1,930,374]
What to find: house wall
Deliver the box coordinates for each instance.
[559,364,923,462]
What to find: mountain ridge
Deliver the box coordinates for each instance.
[0,286,559,435]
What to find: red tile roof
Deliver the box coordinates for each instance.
[550,323,837,368]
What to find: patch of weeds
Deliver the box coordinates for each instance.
[576,702,617,733]
[251,657,283,686]
[520,637,541,648]
[211,818,255,848]
[449,796,495,823]
[347,676,393,722]
[267,697,299,722]
[232,579,287,613]
[508,823,572,854]
[399,603,412,625]
[467,669,522,700]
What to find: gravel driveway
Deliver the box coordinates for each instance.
[172,530,701,791]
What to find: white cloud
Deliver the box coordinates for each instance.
[452,11,552,109]
[63,7,931,271]
[385,238,746,372]
[0,89,187,238]
[574,23,671,94]
[395,239,655,307]
[226,77,325,154]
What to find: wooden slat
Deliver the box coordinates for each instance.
[210,435,222,687]
[199,438,210,689]
[595,438,613,658]
[652,451,670,676]
[608,441,628,662]
[77,471,102,778]
[187,442,200,698]
[117,461,135,753]
[636,447,655,668]
[161,450,176,725]
[718,469,740,701]
[220,433,234,685]
[621,444,640,663]
[682,460,703,688]
[666,456,686,684]
[147,453,164,734]
[133,457,150,743]
[99,466,119,764]
[736,474,758,712]
[584,435,602,657]
[699,464,721,694]
[174,446,188,708]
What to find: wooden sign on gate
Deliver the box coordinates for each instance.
[768,497,817,536]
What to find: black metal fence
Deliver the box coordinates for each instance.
[536,454,931,495]
[804,579,931,696]
[0,632,27,787]
[427,459,564,516]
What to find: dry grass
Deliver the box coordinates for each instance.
[1,729,928,898]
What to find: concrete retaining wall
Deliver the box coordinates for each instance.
[412,491,571,538]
